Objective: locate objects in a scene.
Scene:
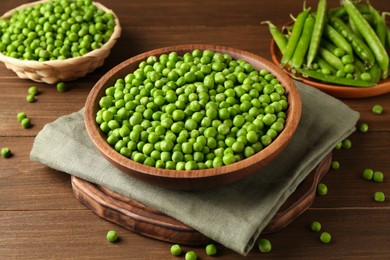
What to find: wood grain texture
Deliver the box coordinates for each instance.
[0,0,389,259]
[84,44,302,190]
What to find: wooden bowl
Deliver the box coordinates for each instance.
[0,0,121,84]
[84,44,302,190]
[270,33,390,99]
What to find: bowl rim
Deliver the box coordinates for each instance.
[0,0,122,68]
[84,44,302,181]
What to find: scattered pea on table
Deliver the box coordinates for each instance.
[106,230,118,242]
[320,232,332,244]
[21,118,31,129]
[372,105,383,115]
[258,238,272,253]
[342,139,352,149]
[28,86,39,95]
[185,251,197,260]
[56,82,68,92]
[311,221,322,232]
[26,94,36,103]
[374,192,385,202]
[205,244,217,256]
[362,168,374,181]
[331,161,340,169]
[317,183,328,196]
[170,244,182,256]
[1,147,11,158]
[358,123,369,133]
[373,171,384,183]
[17,112,27,122]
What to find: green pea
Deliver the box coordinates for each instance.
[342,139,352,149]
[373,171,384,183]
[320,232,331,244]
[1,147,11,158]
[21,118,31,129]
[170,244,182,256]
[106,230,118,242]
[374,191,385,202]
[56,82,68,92]
[372,104,383,115]
[26,94,36,103]
[17,112,27,122]
[222,153,236,165]
[28,86,39,95]
[258,238,272,253]
[185,251,197,260]
[358,123,368,132]
[331,161,340,170]
[362,168,374,181]
[310,221,322,232]
[205,244,217,256]
[317,183,328,196]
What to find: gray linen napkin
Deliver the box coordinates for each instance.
[30,81,359,255]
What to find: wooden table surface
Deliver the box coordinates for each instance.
[1,0,389,259]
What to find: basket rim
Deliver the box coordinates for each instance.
[0,0,122,69]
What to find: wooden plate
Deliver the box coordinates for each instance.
[71,153,332,245]
[84,44,302,190]
[270,34,390,99]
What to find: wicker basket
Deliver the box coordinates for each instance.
[0,0,121,84]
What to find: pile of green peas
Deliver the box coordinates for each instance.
[96,49,289,170]
[0,0,115,61]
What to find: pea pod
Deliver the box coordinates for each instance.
[343,0,389,79]
[262,21,288,54]
[348,16,363,40]
[387,27,390,49]
[368,63,382,83]
[328,4,370,18]
[281,6,311,67]
[317,46,344,70]
[354,58,365,74]
[329,15,375,68]
[323,24,353,56]
[368,5,387,47]
[289,15,315,69]
[298,68,376,87]
[320,38,345,57]
[316,56,337,75]
[307,0,327,67]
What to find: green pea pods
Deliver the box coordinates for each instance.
[348,16,364,40]
[307,0,327,67]
[368,63,382,83]
[323,24,353,56]
[328,4,370,19]
[289,15,315,69]
[387,27,390,49]
[298,68,376,87]
[316,56,337,75]
[329,15,375,68]
[281,7,311,67]
[343,0,388,79]
[354,58,365,74]
[262,21,288,54]
[317,46,344,70]
[320,39,345,57]
[368,5,387,47]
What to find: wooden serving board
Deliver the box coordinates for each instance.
[71,153,332,245]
